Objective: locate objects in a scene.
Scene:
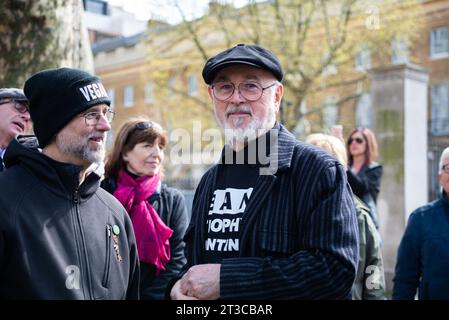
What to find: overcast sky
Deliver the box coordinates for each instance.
[106,0,254,24]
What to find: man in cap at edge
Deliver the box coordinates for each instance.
[0,67,139,299]
[169,44,358,300]
[0,88,32,171]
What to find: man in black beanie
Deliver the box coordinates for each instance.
[0,67,140,299]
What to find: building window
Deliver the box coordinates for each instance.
[355,93,372,128]
[145,81,154,103]
[299,99,307,115]
[391,37,409,65]
[107,88,115,109]
[322,51,337,76]
[106,128,114,149]
[123,85,134,107]
[355,44,371,72]
[322,96,338,128]
[430,27,449,59]
[168,77,176,98]
[431,84,449,136]
[188,75,198,96]
[83,0,107,15]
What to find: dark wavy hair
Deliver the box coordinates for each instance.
[104,117,167,179]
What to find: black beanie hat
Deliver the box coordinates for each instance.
[24,67,111,147]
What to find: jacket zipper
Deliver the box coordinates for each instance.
[73,189,93,299]
[102,225,112,287]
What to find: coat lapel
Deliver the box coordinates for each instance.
[239,174,277,255]
[238,123,298,255]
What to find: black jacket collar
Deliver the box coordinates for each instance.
[4,139,100,200]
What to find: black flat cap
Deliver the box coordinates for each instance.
[202,44,283,84]
[0,88,28,102]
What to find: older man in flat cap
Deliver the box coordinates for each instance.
[169,44,359,300]
[0,68,140,299]
[0,88,31,171]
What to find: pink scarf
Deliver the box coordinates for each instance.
[113,169,173,272]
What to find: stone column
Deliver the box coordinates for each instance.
[369,64,429,295]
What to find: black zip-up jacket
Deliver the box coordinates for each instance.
[0,140,140,299]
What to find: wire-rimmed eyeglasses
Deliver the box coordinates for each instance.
[0,99,29,113]
[210,81,277,102]
[81,107,115,126]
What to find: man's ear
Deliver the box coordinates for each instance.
[207,86,214,100]
[274,83,283,113]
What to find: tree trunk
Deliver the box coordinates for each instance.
[0,0,93,88]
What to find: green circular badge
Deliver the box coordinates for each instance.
[112,225,120,235]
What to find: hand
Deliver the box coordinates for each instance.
[179,264,221,300]
[170,279,199,300]
[330,124,344,142]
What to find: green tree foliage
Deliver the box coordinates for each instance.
[146,0,423,134]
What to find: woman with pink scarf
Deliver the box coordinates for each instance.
[102,118,188,299]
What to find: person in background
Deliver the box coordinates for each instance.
[102,118,188,300]
[0,67,140,299]
[393,147,449,299]
[346,128,383,229]
[0,88,32,171]
[306,133,386,300]
[169,44,358,300]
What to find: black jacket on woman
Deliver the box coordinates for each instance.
[101,177,188,300]
[347,162,383,228]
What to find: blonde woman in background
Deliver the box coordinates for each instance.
[306,133,386,300]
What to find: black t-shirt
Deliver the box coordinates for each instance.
[203,135,271,263]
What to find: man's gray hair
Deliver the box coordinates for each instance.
[273,81,281,90]
[439,146,449,174]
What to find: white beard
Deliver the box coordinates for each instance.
[219,106,277,147]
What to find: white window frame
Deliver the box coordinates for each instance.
[430,27,449,59]
[321,51,337,76]
[355,93,372,128]
[106,88,115,109]
[431,83,449,136]
[168,77,176,98]
[322,96,339,129]
[145,81,154,103]
[188,75,198,97]
[85,0,107,15]
[123,85,134,107]
[391,37,409,65]
[355,44,371,72]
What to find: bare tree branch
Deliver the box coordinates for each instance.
[215,4,233,48]
[174,1,208,61]
[245,0,262,44]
